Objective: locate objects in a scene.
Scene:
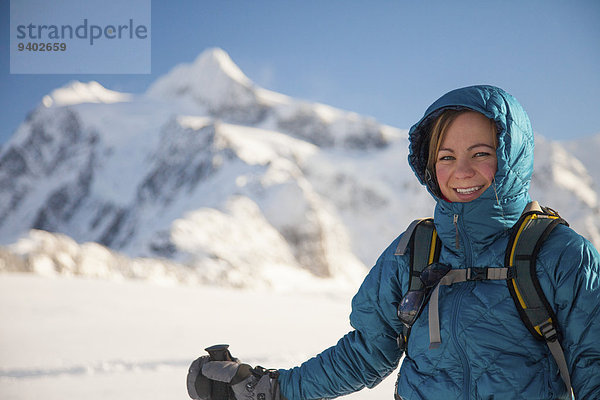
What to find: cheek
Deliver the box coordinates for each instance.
[481,159,498,182]
[435,164,450,187]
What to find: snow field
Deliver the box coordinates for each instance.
[0,274,397,399]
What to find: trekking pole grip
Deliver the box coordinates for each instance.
[205,344,233,400]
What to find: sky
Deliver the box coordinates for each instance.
[1,0,599,145]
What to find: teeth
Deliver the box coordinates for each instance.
[455,186,482,194]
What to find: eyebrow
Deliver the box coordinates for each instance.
[438,143,495,152]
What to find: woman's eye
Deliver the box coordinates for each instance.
[438,155,454,161]
[474,152,491,158]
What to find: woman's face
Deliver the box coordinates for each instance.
[435,111,498,202]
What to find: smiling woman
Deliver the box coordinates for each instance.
[186,85,600,400]
[429,110,498,202]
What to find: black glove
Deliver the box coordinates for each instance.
[187,345,284,400]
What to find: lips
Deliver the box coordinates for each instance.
[454,186,483,195]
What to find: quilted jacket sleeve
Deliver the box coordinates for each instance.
[277,237,407,400]
[540,225,600,399]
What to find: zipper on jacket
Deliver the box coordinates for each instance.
[453,214,460,249]
[452,214,472,399]
[451,284,471,400]
[457,213,473,269]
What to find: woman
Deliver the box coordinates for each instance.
[189,85,600,399]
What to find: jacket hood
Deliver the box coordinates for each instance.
[408,85,534,252]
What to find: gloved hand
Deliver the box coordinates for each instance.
[187,345,284,400]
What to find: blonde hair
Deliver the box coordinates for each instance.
[426,109,498,184]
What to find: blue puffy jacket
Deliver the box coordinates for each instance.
[277,85,600,399]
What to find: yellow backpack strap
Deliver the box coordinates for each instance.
[396,218,441,289]
[395,218,430,256]
[396,218,441,350]
[505,202,571,393]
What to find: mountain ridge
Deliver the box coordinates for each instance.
[1,48,599,289]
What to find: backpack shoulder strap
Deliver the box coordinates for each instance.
[396,218,441,290]
[505,202,567,340]
[505,202,571,393]
[397,218,441,349]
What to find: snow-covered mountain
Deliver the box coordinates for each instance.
[1,48,599,289]
[531,135,600,245]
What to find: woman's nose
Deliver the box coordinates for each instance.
[454,158,475,178]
